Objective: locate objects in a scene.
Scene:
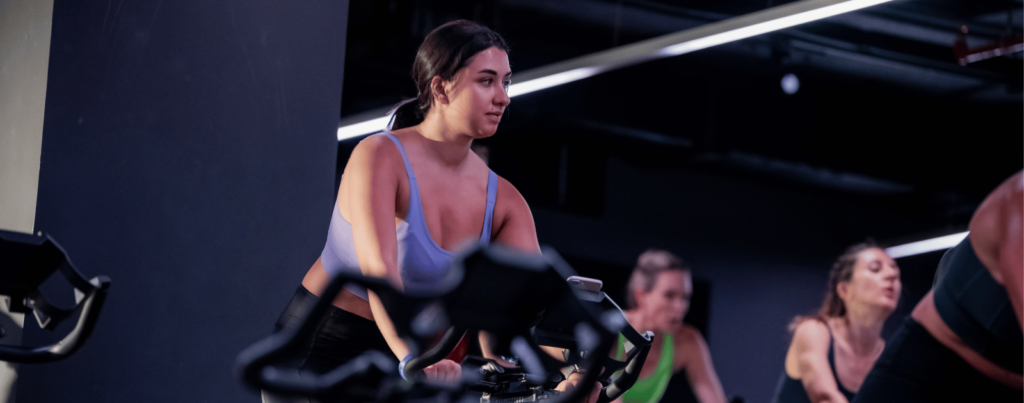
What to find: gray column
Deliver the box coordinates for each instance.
[0,1,54,402]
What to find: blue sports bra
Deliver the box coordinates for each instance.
[320,132,498,299]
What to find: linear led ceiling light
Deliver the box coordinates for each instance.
[338,0,891,141]
[886,231,969,259]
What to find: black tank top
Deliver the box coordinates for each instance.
[770,324,856,403]
[932,236,1023,374]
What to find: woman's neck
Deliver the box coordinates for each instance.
[625,309,662,335]
[834,308,886,356]
[413,111,474,168]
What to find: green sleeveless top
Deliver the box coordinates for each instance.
[615,332,674,403]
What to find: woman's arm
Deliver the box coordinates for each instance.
[968,171,1023,329]
[343,136,411,360]
[492,177,541,253]
[789,320,849,403]
[344,136,460,382]
[676,326,727,403]
[478,177,542,364]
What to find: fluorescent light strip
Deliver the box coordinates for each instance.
[336,68,601,140]
[338,116,391,141]
[337,0,891,140]
[886,231,969,259]
[506,67,601,97]
[660,0,890,56]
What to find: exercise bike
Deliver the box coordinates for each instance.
[0,229,111,363]
[237,244,652,403]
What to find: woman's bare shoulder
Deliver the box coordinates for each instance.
[347,133,405,171]
[494,174,531,217]
[790,318,831,352]
[490,173,540,252]
[672,325,705,350]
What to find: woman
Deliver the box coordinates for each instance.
[770,241,902,403]
[266,20,539,400]
[853,171,1022,402]
[617,249,728,403]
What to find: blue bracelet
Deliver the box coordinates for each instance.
[398,354,413,380]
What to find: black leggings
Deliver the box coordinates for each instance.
[261,286,395,403]
[853,318,1022,403]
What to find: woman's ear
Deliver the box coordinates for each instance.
[836,282,850,301]
[632,286,647,309]
[430,76,449,105]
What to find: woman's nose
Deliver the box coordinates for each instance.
[495,86,511,106]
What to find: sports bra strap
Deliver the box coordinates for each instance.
[480,170,498,243]
[382,132,418,185]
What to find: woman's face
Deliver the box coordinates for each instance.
[840,248,902,314]
[442,46,511,138]
[636,270,692,333]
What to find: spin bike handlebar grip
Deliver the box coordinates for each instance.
[600,330,654,403]
[0,277,110,363]
[403,325,468,378]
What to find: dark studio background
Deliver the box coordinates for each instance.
[20,1,349,402]
[13,0,1023,402]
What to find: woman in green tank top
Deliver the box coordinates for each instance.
[615,249,727,403]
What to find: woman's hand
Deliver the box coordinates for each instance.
[555,372,602,403]
[422,359,461,385]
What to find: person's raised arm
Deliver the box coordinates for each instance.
[344,136,411,360]
[677,327,727,403]
[791,320,849,403]
[969,171,1023,330]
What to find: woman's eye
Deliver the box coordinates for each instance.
[503,80,511,88]
[482,78,493,85]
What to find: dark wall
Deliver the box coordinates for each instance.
[21,1,348,402]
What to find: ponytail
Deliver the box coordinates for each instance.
[388,98,423,131]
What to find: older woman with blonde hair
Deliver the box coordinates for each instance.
[617,249,727,403]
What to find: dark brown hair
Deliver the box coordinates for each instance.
[789,240,880,331]
[625,249,690,309]
[389,20,510,130]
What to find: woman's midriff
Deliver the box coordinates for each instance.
[911,290,1023,390]
[301,258,376,322]
[300,258,465,362]
[333,289,375,321]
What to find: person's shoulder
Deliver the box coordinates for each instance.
[670,325,709,370]
[673,324,702,344]
[494,174,531,215]
[790,318,831,352]
[671,324,708,353]
[349,132,405,169]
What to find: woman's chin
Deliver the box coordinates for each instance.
[475,127,498,138]
[870,300,898,316]
[663,319,683,333]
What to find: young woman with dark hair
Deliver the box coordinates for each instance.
[617,249,727,403]
[264,20,543,402]
[770,242,902,403]
[853,172,1023,403]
